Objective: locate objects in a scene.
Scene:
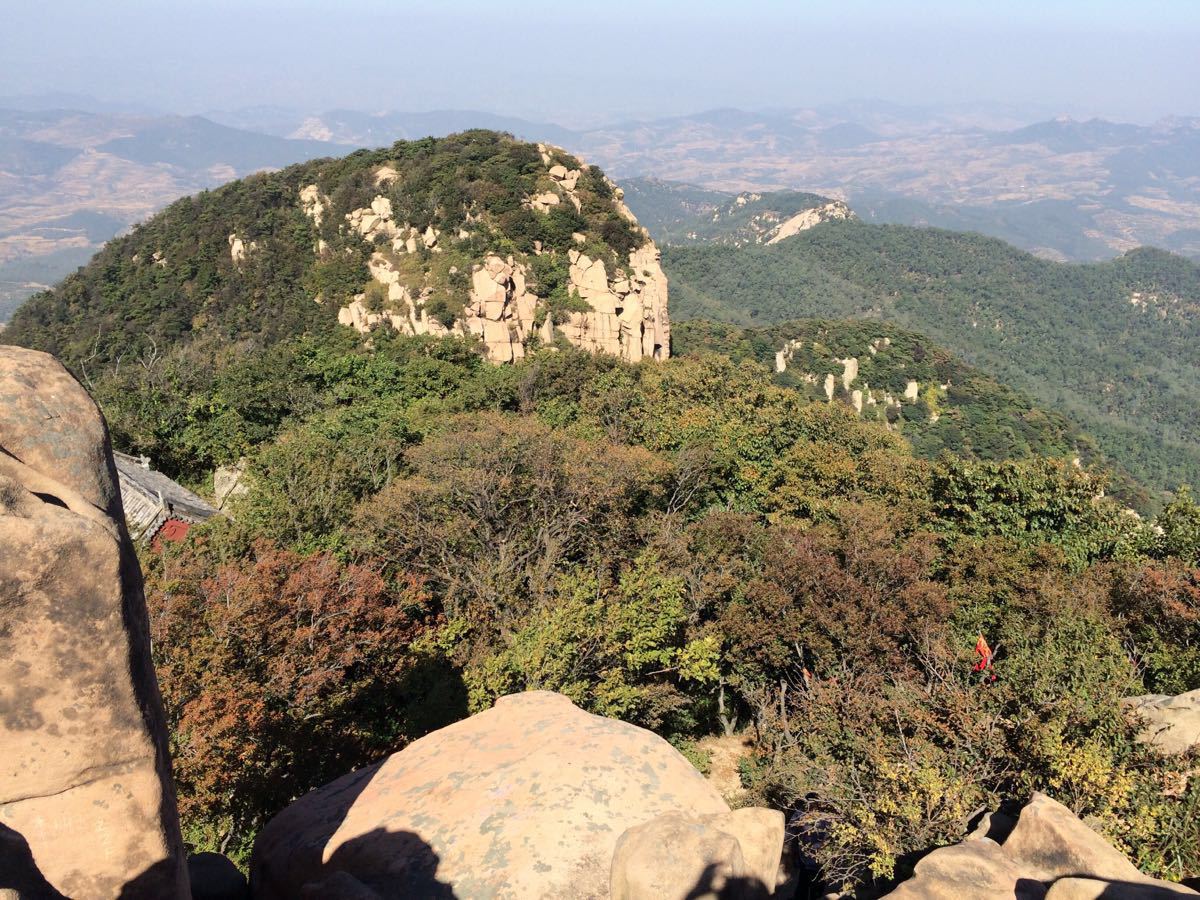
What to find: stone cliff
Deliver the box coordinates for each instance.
[313,144,670,364]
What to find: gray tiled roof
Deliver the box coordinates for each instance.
[113,451,217,539]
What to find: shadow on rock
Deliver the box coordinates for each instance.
[1093,878,1198,899]
[116,858,185,899]
[300,828,457,899]
[683,862,771,900]
[0,824,67,899]
[188,851,250,900]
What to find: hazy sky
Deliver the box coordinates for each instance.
[3,0,1199,125]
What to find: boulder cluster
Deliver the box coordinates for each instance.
[882,793,1197,899]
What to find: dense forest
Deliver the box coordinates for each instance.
[133,331,1200,890]
[3,133,1200,894]
[661,220,1200,508]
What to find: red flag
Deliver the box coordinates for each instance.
[972,633,997,682]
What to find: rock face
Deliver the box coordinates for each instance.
[251,691,782,900]
[316,148,671,365]
[0,347,188,899]
[611,808,784,900]
[883,793,1196,899]
[764,200,854,245]
[1123,689,1200,755]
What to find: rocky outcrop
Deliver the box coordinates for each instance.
[213,459,250,510]
[611,808,783,900]
[227,233,255,268]
[315,151,670,365]
[1123,689,1200,755]
[557,243,670,362]
[883,793,1196,899]
[776,337,932,428]
[764,200,854,245]
[250,691,783,900]
[0,347,188,899]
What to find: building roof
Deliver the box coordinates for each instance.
[114,451,217,541]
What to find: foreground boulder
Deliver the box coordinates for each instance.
[251,691,784,899]
[883,792,1196,899]
[611,808,782,900]
[0,347,188,898]
[1124,689,1200,755]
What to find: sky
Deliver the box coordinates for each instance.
[2,0,1199,126]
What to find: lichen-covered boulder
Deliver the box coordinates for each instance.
[1123,689,1200,755]
[0,346,188,899]
[610,808,784,900]
[251,691,755,899]
[882,793,1196,899]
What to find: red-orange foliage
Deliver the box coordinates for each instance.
[1108,559,1200,693]
[146,538,437,852]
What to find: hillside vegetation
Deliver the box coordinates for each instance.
[131,332,1200,888]
[663,220,1200,507]
[673,319,1097,467]
[4,131,1200,893]
[3,129,647,371]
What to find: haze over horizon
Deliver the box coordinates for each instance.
[3,0,1199,127]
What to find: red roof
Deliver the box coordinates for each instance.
[150,517,192,550]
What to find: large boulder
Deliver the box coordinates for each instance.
[251,691,781,899]
[882,838,1045,899]
[0,347,188,898]
[882,793,1196,900]
[1002,792,1147,884]
[1124,690,1200,755]
[610,809,783,900]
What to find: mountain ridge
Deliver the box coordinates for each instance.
[662,218,1200,507]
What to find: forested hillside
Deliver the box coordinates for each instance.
[4,131,1200,894]
[674,319,1097,464]
[122,329,1200,889]
[2,129,651,371]
[663,221,1200,507]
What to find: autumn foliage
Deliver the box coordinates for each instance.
[146,539,443,856]
[131,338,1200,886]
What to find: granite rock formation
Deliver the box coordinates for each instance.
[882,793,1196,899]
[250,691,783,900]
[610,808,784,900]
[320,145,671,365]
[1123,689,1200,755]
[0,346,188,899]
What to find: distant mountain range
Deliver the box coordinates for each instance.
[2,100,1198,321]
[0,108,347,319]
